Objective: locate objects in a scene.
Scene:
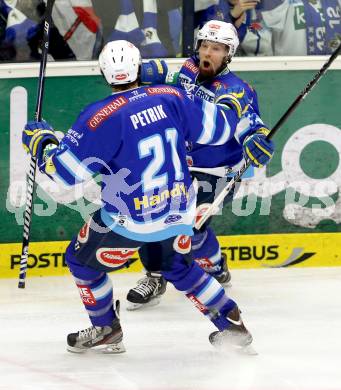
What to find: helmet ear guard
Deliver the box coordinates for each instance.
[195,20,240,61]
[98,40,142,86]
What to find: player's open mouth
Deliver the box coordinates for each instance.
[202,61,211,69]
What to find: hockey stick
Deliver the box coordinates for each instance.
[18,0,56,289]
[195,42,341,231]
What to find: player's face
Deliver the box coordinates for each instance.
[198,40,229,78]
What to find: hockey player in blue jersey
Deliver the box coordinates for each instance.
[127,20,274,309]
[22,39,255,353]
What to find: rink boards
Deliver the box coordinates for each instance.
[1,232,341,278]
[1,59,341,281]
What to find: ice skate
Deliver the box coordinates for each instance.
[209,306,256,355]
[213,253,231,286]
[67,301,125,354]
[126,272,167,311]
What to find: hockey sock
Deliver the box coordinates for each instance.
[65,245,115,327]
[192,227,222,274]
[162,256,235,331]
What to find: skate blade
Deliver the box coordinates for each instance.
[67,345,87,354]
[102,341,126,354]
[236,344,258,356]
[213,343,258,356]
[126,297,161,311]
[211,335,257,356]
[67,341,126,354]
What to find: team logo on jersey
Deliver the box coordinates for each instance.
[213,81,228,91]
[96,247,138,268]
[164,214,182,225]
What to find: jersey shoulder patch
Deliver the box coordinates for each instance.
[145,86,183,98]
[85,96,129,131]
[182,59,199,75]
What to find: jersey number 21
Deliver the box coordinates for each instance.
[138,128,183,192]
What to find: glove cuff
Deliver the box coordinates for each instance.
[140,60,168,85]
[257,127,271,137]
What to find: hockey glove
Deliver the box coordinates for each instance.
[141,59,168,85]
[243,127,274,168]
[22,120,59,163]
[215,86,249,119]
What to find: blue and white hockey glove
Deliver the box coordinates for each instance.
[141,59,168,84]
[243,127,274,168]
[22,120,59,164]
[215,87,249,119]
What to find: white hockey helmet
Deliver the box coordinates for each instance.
[195,20,240,58]
[98,40,141,86]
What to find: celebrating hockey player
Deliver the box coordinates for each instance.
[22,39,255,353]
[127,20,274,309]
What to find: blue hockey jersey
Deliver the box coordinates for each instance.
[174,56,267,171]
[41,85,240,242]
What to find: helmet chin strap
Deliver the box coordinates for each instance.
[226,55,233,64]
[224,45,233,64]
[216,56,230,74]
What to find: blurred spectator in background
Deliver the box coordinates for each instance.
[0,0,5,38]
[108,0,181,58]
[261,0,341,55]
[0,0,102,61]
[139,0,168,57]
[191,0,340,56]
[193,0,273,56]
[194,0,229,29]
[0,0,42,61]
[164,1,182,56]
[2,0,339,61]
[228,0,273,56]
[107,0,145,47]
[0,0,16,60]
[52,0,102,60]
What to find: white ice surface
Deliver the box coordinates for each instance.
[1,267,341,390]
